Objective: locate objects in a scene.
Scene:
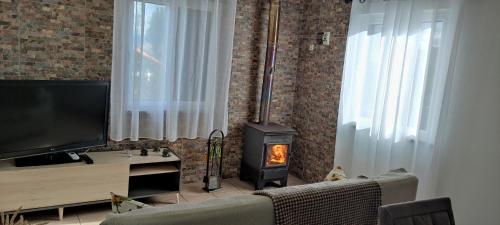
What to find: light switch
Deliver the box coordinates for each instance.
[321,32,331,46]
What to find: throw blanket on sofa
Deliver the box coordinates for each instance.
[255,180,381,225]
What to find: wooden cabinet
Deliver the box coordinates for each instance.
[127,151,181,199]
[0,150,181,218]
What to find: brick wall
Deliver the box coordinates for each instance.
[289,0,351,182]
[0,0,112,80]
[226,0,304,180]
[0,0,306,183]
[0,0,351,184]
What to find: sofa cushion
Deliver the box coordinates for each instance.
[101,195,274,225]
[375,172,419,205]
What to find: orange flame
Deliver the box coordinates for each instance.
[266,144,288,167]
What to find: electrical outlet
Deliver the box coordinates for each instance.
[321,32,331,46]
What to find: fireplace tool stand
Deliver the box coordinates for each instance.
[203,129,224,192]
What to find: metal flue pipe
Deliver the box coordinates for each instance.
[259,0,281,125]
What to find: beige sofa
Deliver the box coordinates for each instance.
[101,172,418,225]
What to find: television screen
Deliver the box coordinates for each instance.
[0,80,109,160]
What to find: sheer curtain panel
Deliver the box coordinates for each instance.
[334,0,462,198]
[110,0,237,141]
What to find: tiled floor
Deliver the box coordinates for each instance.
[21,174,305,225]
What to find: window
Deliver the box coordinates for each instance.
[110,0,237,141]
[335,0,462,200]
[341,6,450,143]
[130,1,170,105]
[127,0,214,110]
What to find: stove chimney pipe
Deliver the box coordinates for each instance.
[259,0,281,125]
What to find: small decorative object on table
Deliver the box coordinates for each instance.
[324,166,347,181]
[203,129,224,192]
[161,148,172,157]
[140,147,148,156]
[110,192,151,214]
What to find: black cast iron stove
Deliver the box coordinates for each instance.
[241,122,296,190]
[240,0,297,190]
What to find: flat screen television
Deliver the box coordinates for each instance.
[0,80,110,161]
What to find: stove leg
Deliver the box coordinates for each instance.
[239,171,247,181]
[255,180,265,190]
[280,178,288,187]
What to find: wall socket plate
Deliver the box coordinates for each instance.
[318,32,331,46]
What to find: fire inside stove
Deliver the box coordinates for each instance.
[265,144,289,167]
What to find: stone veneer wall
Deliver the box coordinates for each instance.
[289,0,351,182]
[0,0,304,183]
[226,0,304,180]
[0,0,112,79]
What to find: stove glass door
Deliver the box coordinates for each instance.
[265,144,289,167]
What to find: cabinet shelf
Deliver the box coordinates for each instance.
[130,164,179,177]
[128,172,180,199]
[128,188,177,199]
[127,150,181,200]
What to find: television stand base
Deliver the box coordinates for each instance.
[15,152,83,167]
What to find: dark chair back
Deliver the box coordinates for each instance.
[379,197,455,225]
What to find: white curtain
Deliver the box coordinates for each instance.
[335,0,462,198]
[110,0,237,141]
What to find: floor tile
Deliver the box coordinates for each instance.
[212,180,241,192]
[76,204,112,225]
[23,209,80,225]
[180,182,206,193]
[227,177,295,192]
[146,193,186,206]
[211,190,249,198]
[225,178,255,193]
[179,183,218,203]
[288,173,306,186]
[180,191,217,203]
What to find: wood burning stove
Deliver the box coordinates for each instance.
[241,123,296,190]
[240,0,297,190]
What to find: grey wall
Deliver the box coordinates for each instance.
[435,1,500,224]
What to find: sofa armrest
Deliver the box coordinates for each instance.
[101,195,274,225]
[373,172,419,205]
